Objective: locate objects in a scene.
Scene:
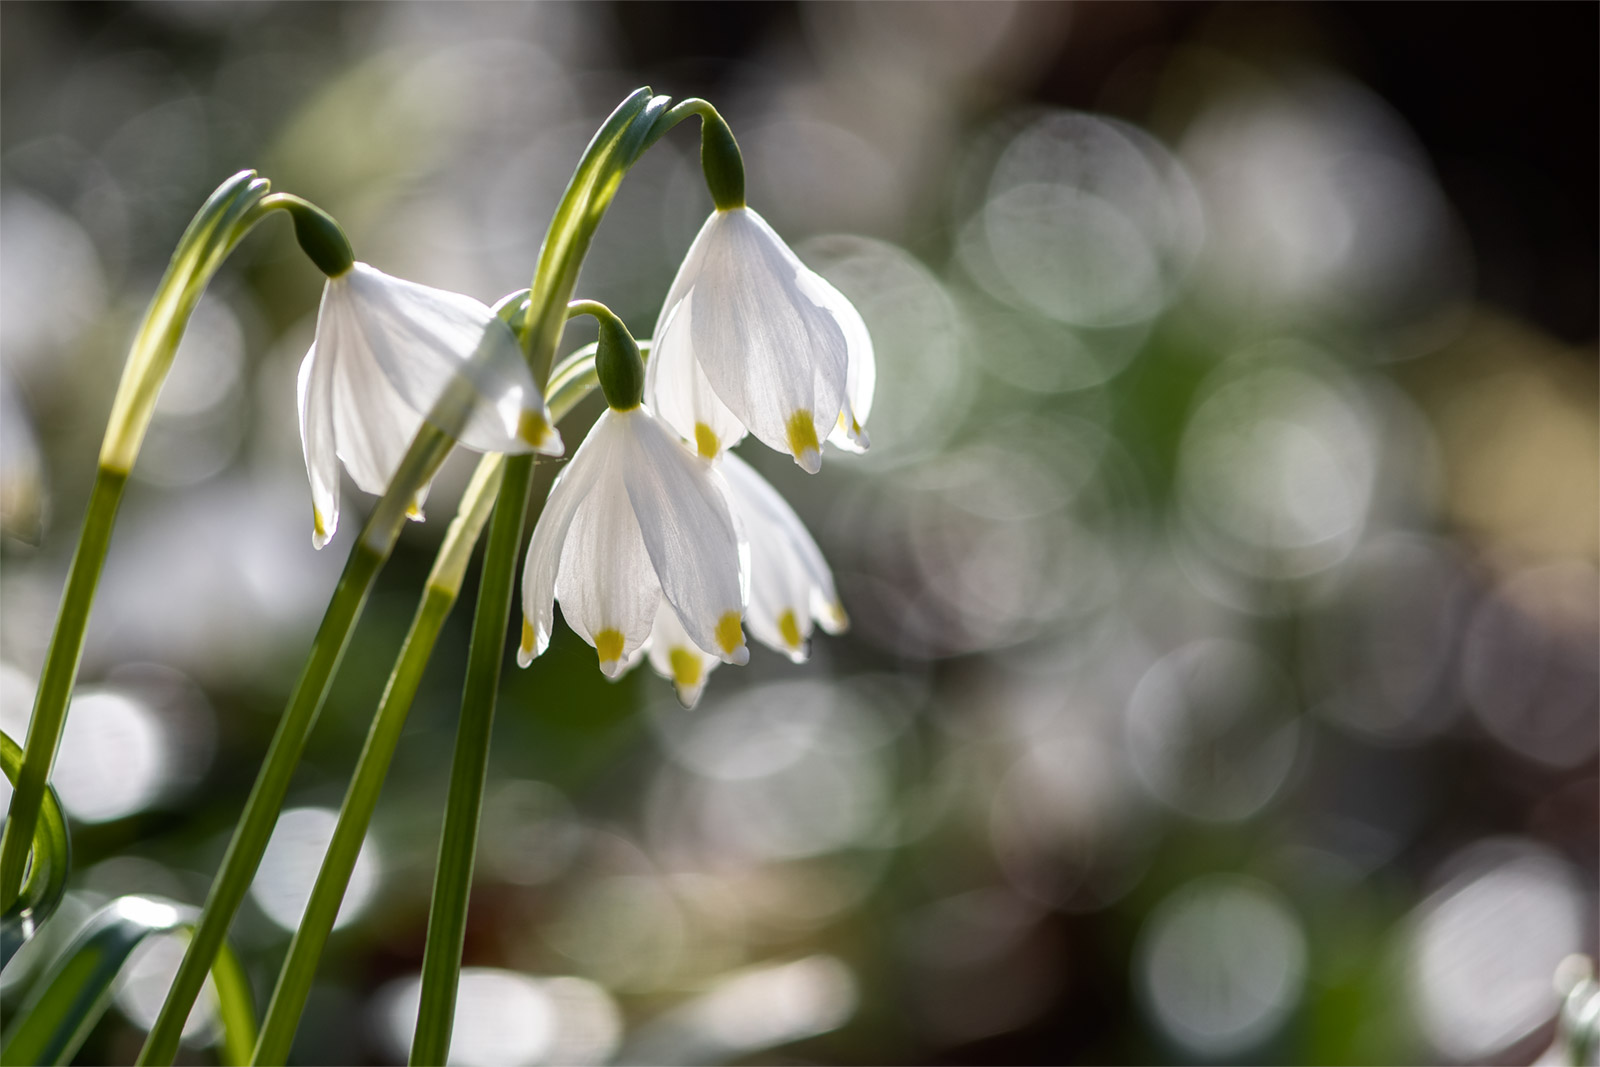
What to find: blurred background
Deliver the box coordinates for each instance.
[1,3,1596,1064]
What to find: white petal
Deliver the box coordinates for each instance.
[553,413,662,675]
[519,416,612,667]
[651,211,721,342]
[803,271,875,453]
[720,451,846,659]
[327,289,432,501]
[645,599,719,708]
[684,209,849,472]
[340,264,557,456]
[296,339,340,549]
[644,293,747,459]
[619,409,748,664]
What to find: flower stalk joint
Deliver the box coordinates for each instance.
[571,300,645,411]
[267,194,354,278]
[698,107,745,211]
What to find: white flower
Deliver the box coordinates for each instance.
[297,263,561,548]
[518,405,749,678]
[641,451,846,708]
[645,207,875,473]
[718,451,846,661]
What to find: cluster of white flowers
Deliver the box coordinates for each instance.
[298,205,872,706]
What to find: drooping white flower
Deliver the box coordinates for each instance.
[645,207,875,472]
[638,450,848,707]
[297,263,561,548]
[718,451,846,661]
[518,405,749,678]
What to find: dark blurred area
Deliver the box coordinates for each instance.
[1,3,1595,1065]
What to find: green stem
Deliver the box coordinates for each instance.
[136,423,456,1067]
[639,98,745,210]
[410,87,670,1064]
[0,169,272,908]
[249,352,605,1063]
[519,88,669,388]
[409,452,533,1067]
[0,469,120,909]
[250,454,506,1066]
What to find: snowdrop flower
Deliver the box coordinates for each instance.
[718,450,846,660]
[297,264,561,548]
[642,451,846,707]
[645,206,876,473]
[519,303,749,678]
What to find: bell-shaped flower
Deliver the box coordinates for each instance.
[297,263,561,548]
[518,404,749,678]
[638,450,847,708]
[718,451,846,661]
[644,206,875,473]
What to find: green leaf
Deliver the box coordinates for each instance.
[0,896,257,1067]
[1,729,71,966]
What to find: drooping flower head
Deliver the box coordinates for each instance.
[645,206,876,473]
[641,449,847,707]
[297,264,561,548]
[519,304,748,678]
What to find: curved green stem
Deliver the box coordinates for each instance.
[519,88,671,387]
[639,97,745,210]
[0,730,71,965]
[135,420,455,1067]
[247,352,609,1064]
[567,300,644,410]
[0,170,272,909]
[2,897,257,1067]
[249,454,506,1066]
[410,87,670,1066]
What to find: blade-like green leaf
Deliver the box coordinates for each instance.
[1,729,71,966]
[1,896,257,1067]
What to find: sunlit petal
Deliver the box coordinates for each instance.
[621,410,748,664]
[720,451,845,661]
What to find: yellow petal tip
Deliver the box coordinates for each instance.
[714,611,747,663]
[595,628,625,676]
[518,617,536,666]
[518,409,553,449]
[694,422,720,460]
[786,411,821,473]
[669,646,703,690]
[778,609,804,649]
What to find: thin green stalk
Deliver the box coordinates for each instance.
[250,355,603,1063]
[250,454,506,1066]
[137,426,454,1066]
[0,170,272,907]
[411,87,671,1064]
[409,453,533,1067]
[0,469,119,910]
